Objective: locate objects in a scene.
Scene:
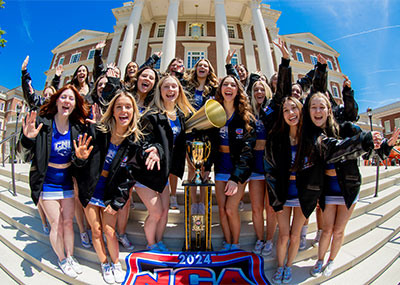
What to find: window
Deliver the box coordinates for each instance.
[307,41,314,45]
[187,51,205,69]
[231,52,239,66]
[157,24,165,38]
[227,25,236,38]
[87,49,95,60]
[58,57,65,66]
[69,52,81,64]
[332,86,339,98]
[188,23,204,37]
[296,51,304,62]
[395,118,400,128]
[384,120,391,133]
[327,60,333,70]
[310,55,318,66]
[0,102,4,111]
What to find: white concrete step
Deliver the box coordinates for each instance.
[370,255,400,285]
[0,239,65,284]
[322,232,400,284]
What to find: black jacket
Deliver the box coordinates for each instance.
[208,114,256,184]
[73,127,161,210]
[16,115,86,205]
[265,129,375,218]
[136,109,187,192]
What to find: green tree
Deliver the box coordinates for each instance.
[0,0,6,48]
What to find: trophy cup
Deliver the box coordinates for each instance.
[183,99,226,251]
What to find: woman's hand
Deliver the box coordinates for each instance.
[343,75,351,88]
[273,38,290,60]
[104,205,117,215]
[224,180,238,196]
[73,133,93,160]
[22,111,43,139]
[317,54,327,65]
[226,49,236,65]
[22,55,29,71]
[371,131,383,149]
[387,127,400,147]
[144,146,160,170]
[95,41,106,50]
[106,64,118,78]
[86,103,101,125]
[55,64,64,77]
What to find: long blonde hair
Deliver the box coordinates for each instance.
[149,75,195,117]
[97,90,142,142]
[250,80,272,116]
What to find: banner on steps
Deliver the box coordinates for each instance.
[123,250,270,284]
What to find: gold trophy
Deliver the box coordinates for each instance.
[187,140,211,184]
[183,99,226,251]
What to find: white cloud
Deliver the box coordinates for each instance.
[329,25,400,42]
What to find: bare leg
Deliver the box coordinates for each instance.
[225,182,246,244]
[275,207,292,267]
[215,181,230,243]
[265,187,277,241]
[169,174,178,197]
[328,203,355,261]
[117,187,133,235]
[249,179,266,241]
[318,204,337,261]
[155,186,170,242]
[316,204,323,230]
[60,198,75,257]
[73,178,87,234]
[102,211,119,264]
[84,204,107,263]
[40,199,65,261]
[37,200,48,227]
[286,207,307,266]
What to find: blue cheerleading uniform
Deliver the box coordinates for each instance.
[169,116,181,146]
[193,89,205,111]
[250,117,266,180]
[215,113,235,181]
[324,163,357,205]
[89,143,120,207]
[41,121,74,200]
[284,145,300,207]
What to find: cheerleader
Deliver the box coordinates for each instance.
[137,75,194,251]
[211,75,256,250]
[17,85,89,278]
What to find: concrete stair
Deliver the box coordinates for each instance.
[0,163,399,284]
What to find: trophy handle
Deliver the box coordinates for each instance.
[203,140,211,161]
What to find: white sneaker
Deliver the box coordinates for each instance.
[170,195,179,209]
[118,234,134,250]
[312,230,322,247]
[67,256,82,275]
[239,200,245,211]
[253,240,264,255]
[323,260,334,277]
[198,202,205,215]
[299,234,307,250]
[191,203,199,215]
[112,262,125,283]
[101,263,115,284]
[80,232,92,248]
[58,258,77,278]
[262,240,273,256]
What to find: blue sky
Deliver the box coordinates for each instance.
[0,0,399,113]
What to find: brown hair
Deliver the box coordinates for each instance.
[185,59,218,97]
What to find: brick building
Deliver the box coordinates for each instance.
[44,0,347,104]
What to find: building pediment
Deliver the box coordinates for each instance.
[283,32,338,54]
[52,30,108,53]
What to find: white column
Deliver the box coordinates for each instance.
[136,22,152,65]
[118,0,146,78]
[214,0,230,78]
[240,24,257,73]
[160,0,180,72]
[107,25,124,64]
[250,0,274,78]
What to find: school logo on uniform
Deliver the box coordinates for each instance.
[124,250,270,285]
[235,128,244,139]
[54,140,71,157]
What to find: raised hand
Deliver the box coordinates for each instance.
[86,103,101,125]
[55,64,64,77]
[73,133,93,160]
[22,55,29,71]
[371,131,383,149]
[387,127,400,147]
[22,111,43,139]
[144,146,160,170]
[273,38,289,60]
[343,75,351,88]
[317,54,327,65]
[154,51,162,58]
[226,49,236,65]
[224,180,238,196]
[95,41,106,50]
